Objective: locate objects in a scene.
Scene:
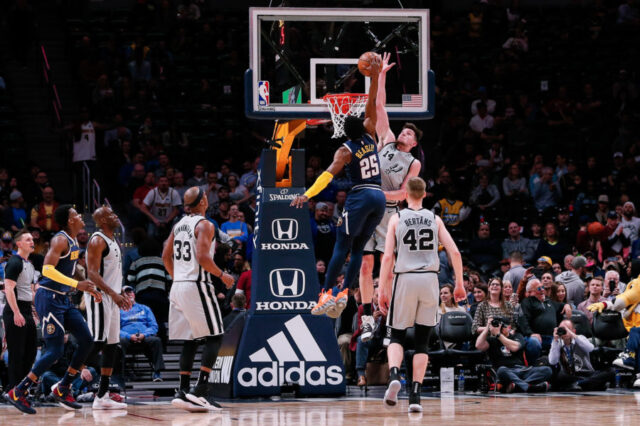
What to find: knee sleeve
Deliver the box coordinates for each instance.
[389,328,407,346]
[69,334,94,371]
[87,341,105,364]
[413,325,433,354]
[102,344,118,369]
[180,340,198,372]
[201,335,223,368]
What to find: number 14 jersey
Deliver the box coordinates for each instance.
[394,208,439,273]
[172,214,216,282]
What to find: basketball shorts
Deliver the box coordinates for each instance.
[340,187,386,238]
[386,272,439,329]
[34,287,90,341]
[364,205,398,253]
[169,281,224,341]
[84,292,120,344]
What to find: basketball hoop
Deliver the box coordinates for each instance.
[322,93,368,139]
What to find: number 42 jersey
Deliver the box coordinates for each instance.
[394,208,440,273]
[172,214,216,282]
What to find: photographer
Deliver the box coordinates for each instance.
[577,277,607,323]
[603,269,625,299]
[549,319,613,391]
[476,316,552,393]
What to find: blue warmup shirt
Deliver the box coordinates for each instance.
[39,231,81,293]
[342,133,382,188]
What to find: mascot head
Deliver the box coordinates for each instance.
[617,259,640,308]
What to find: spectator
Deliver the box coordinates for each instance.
[77,229,89,250]
[235,269,252,309]
[502,222,537,264]
[468,222,502,274]
[472,278,515,335]
[0,231,17,279]
[122,228,147,274]
[540,271,555,299]
[551,282,571,307]
[222,293,247,330]
[556,255,587,306]
[601,211,631,258]
[535,222,569,265]
[532,167,562,212]
[502,164,528,198]
[437,284,466,324]
[556,206,576,246]
[603,269,625,300]
[240,156,259,195]
[4,191,27,232]
[518,278,568,363]
[475,316,552,393]
[352,288,386,388]
[140,176,181,240]
[594,194,610,224]
[503,251,527,292]
[577,277,606,323]
[173,171,188,199]
[126,238,172,339]
[132,172,156,225]
[432,188,471,228]
[621,201,640,242]
[310,202,337,264]
[332,190,347,223]
[469,102,494,134]
[469,174,500,213]
[538,257,554,274]
[221,204,249,246]
[470,282,488,319]
[549,319,613,391]
[119,286,165,382]
[186,164,206,187]
[29,186,59,236]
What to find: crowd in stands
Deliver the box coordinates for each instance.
[1,0,640,395]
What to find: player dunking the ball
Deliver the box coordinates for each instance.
[163,186,235,411]
[84,206,132,410]
[291,53,386,317]
[4,205,101,414]
[359,52,423,342]
[379,177,466,412]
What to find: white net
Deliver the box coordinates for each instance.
[323,93,368,138]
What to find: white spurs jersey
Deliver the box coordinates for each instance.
[379,143,415,205]
[394,208,439,273]
[172,214,216,282]
[88,231,122,293]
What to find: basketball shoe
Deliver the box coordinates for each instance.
[613,350,636,370]
[408,382,422,412]
[93,392,127,410]
[311,289,336,315]
[171,389,208,412]
[4,388,36,415]
[383,368,401,406]
[360,315,377,342]
[51,382,82,410]
[186,382,222,411]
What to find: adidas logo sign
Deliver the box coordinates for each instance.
[238,315,343,388]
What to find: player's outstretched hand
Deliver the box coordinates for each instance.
[78,280,102,302]
[379,288,390,316]
[290,194,308,209]
[369,54,382,76]
[113,292,132,311]
[453,284,467,303]
[380,52,396,74]
[221,272,235,289]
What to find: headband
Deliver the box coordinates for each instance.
[188,187,204,208]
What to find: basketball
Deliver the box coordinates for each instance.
[358,51,379,77]
[587,221,604,237]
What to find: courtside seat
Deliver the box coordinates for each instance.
[570,310,592,338]
[590,311,628,369]
[428,312,484,366]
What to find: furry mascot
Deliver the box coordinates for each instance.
[588,260,640,388]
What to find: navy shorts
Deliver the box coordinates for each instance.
[340,187,386,239]
[34,287,89,341]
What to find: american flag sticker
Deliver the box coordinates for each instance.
[258,81,270,106]
[402,94,423,107]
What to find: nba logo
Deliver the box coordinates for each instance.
[258,81,270,106]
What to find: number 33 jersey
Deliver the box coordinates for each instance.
[394,208,440,273]
[172,214,216,282]
[343,133,382,187]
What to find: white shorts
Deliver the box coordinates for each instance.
[169,281,224,341]
[364,205,398,253]
[386,272,439,329]
[85,292,120,345]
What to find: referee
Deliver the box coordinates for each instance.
[2,229,37,390]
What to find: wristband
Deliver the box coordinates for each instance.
[304,171,334,199]
[42,264,78,288]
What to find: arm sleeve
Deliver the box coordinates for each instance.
[4,256,22,281]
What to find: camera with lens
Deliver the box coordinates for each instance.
[491,319,502,328]
[557,326,567,336]
[609,279,616,293]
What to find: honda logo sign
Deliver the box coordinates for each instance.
[269,268,305,298]
[272,219,298,241]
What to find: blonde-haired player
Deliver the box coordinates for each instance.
[379,177,465,412]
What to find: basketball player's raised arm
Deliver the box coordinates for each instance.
[378,214,399,315]
[195,220,235,288]
[42,235,101,300]
[86,236,128,309]
[162,231,175,279]
[385,160,422,201]
[363,55,381,138]
[290,147,351,208]
[375,52,396,150]
[436,216,466,302]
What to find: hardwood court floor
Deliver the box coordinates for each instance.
[1,390,640,425]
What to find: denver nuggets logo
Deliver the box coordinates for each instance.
[47,323,56,334]
[70,250,79,260]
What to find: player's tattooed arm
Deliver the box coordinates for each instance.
[363,54,381,138]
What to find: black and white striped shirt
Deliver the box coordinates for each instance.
[126,256,172,293]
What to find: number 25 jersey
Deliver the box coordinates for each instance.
[394,208,440,273]
[172,214,216,282]
[343,133,382,187]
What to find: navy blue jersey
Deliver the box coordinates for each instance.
[39,231,81,293]
[342,133,382,187]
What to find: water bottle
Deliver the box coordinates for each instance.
[458,371,465,392]
[400,377,407,391]
[615,372,621,388]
